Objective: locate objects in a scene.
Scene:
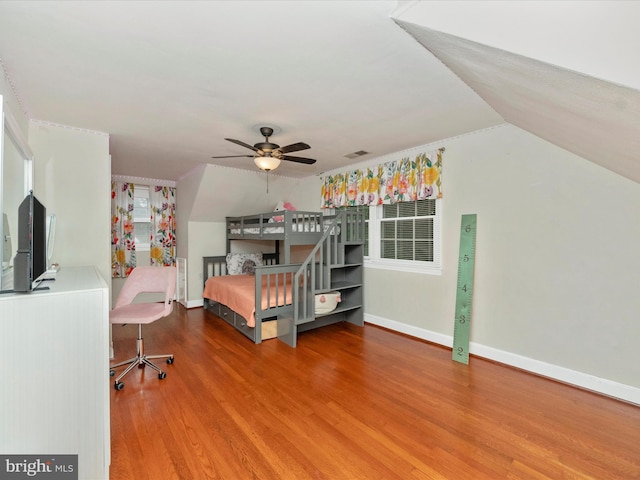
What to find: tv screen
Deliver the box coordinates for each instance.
[13,192,47,292]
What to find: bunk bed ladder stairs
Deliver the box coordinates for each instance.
[278,211,365,347]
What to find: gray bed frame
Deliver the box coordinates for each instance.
[225,210,328,264]
[203,209,366,347]
[202,253,289,344]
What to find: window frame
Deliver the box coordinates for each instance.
[340,198,442,275]
[133,185,151,252]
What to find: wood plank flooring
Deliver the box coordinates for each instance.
[110,305,640,479]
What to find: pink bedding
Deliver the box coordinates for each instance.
[203,274,293,327]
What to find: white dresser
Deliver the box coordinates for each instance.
[0,266,110,479]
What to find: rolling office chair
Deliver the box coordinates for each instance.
[109,266,177,390]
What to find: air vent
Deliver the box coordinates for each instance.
[344,150,369,159]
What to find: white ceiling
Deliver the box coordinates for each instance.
[0,1,638,183]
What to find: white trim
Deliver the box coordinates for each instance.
[364,259,442,275]
[4,108,33,160]
[132,185,150,251]
[176,257,187,307]
[111,175,176,188]
[0,57,30,118]
[30,118,109,137]
[364,313,640,406]
[189,298,204,309]
[365,198,442,274]
[3,108,33,196]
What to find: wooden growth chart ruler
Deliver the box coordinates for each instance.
[452,214,477,365]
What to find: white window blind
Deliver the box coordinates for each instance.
[133,186,150,251]
[338,198,441,275]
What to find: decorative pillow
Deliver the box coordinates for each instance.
[226,253,263,275]
[241,259,257,275]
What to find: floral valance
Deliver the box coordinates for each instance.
[320,149,443,208]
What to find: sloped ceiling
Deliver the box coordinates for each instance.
[0,1,638,184]
[395,20,640,183]
[393,1,640,184]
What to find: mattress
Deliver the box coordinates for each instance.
[229,223,339,235]
[203,274,294,328]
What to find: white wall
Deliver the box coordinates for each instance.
[0,80,30,278]
[179,164,317,305]
[2,127,24,269]
[188,164,307,222]
[358,124,639,402]
[28,121,111,288]
[180,123,640,402]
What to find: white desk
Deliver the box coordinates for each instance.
[0,266,110,479]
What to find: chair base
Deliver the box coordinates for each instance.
[110,324,173,390]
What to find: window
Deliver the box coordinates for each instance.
[133,186,150,251]
[380,200,436,262]
[340,198,441,274]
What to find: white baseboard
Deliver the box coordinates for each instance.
[187,298,204,309]
[365,313,640,406]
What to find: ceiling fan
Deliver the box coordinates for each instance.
[211,126,317,172]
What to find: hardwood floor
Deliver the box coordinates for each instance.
[110,305,640,479]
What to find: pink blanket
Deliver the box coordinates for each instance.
[203,274,293,327]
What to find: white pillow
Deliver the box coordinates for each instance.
[226,253,263,275]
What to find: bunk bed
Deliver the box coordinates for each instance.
[225,210,335,264]
[203,209,365,347]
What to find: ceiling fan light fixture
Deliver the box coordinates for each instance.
[254,155,281,172]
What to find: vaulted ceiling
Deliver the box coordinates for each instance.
[0,1,638,183]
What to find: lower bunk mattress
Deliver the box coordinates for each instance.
[203,273,293,328]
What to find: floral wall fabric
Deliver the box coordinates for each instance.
[150,185,176,267]
[111,181,136,278]
[321,149,443,208]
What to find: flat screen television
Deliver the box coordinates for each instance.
[13,191,47,292]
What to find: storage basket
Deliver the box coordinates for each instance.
[314,291,341,315]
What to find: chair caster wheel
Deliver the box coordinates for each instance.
[114,382,125,391]
[109,370,115,377]
[167,357,174,365]
[158,372,167,380]
[138,363,146,369]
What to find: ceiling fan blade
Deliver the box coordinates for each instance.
[281,155,317,165]
[278,142,310,154]
[225,138,259,152]
[211,155,254,159]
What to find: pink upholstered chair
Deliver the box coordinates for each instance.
[109,266,177,391]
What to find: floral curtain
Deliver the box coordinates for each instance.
[149,185,176,267]
[321,149,443,208]
[111,181,136,277]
